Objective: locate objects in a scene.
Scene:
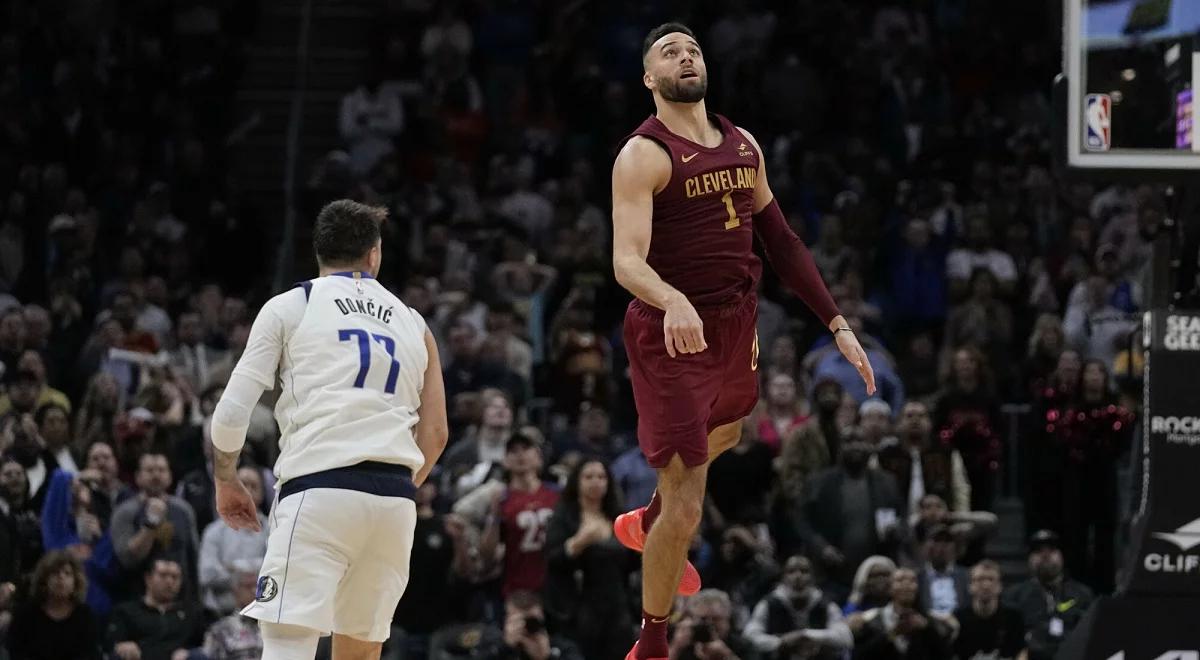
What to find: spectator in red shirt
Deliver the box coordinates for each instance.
[479,430,560,597]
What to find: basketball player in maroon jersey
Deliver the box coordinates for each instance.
[611,23,877,660]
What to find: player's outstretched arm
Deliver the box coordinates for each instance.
[737,127,875,395]
[412,328,448,487]
[611,136,706,357]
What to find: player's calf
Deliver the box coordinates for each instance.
[260,622,321,660]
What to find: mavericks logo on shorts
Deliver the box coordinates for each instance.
[256,576,279,602]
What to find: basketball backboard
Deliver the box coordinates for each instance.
[1064,0,1200,172]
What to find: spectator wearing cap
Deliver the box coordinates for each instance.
[914,525,969,617]
[0,351,72,421]
[1063,243,1141,368]
[794,435,901,601]
[1001,531,1094,660]
[744,555,853,659]
[953,560,1025,660]
[0,368,47,423]
[876,402,970,519]
[470,430,560,598]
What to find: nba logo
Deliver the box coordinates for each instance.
[1085,94,1111,152]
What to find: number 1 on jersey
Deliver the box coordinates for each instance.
[338,328,400,394]
[721,190,740,229]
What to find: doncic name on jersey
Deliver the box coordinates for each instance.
[334,296,394,324]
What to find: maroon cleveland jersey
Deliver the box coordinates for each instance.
[622,113,762,309]
[500,483,560,596]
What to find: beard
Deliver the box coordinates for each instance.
[659,73,707,103]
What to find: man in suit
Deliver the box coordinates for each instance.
[794,436,901,602]
[916,524,970,617]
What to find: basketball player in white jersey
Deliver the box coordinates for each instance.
[209,199,449,660]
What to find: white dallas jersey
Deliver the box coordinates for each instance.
[232,273,427,483]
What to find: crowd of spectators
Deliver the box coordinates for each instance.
[0,0,1155,659]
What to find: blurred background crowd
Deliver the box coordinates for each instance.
[0,0,1158,659]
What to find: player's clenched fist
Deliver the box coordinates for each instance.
[663,294,706,358]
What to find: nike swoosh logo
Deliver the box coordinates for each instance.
[681,153,698,163]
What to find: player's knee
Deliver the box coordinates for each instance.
[662,495,703,533]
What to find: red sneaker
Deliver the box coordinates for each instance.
[625,642,667,660]
[613,508,702,596]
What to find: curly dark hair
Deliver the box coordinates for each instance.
[30,550,87,606]
[312,199,386,266]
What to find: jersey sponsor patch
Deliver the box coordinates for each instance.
[256,576,279,602]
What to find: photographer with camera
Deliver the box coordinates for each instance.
[670,589,760,660]
[474,589,582,660]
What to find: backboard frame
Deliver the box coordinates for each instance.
[1064,0,1200,173]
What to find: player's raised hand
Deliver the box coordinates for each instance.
[834,329,876,395]
[663,294,706,358]
[215,478,262,532]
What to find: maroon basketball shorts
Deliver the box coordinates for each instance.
[623,294,759,468]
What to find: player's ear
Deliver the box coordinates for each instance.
[368,241,382,277]
[643,69,655,91]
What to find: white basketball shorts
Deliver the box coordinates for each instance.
[241,487,417,641]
